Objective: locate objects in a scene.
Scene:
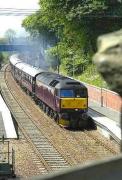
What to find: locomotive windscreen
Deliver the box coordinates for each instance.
[60,90,74,97]
[59,89,87,98]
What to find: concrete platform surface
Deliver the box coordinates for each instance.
[89,99,121,124]
[88,100,121,141]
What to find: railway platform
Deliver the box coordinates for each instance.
[88,99,121,142]
[89,99,121,123]
[0,94,17,139]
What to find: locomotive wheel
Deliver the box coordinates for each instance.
[54,112,57,121]
[42,104,46,112]
[79,119,88,130]
[27,89,30,96]
[87,116,97,130]
[46,106,50,115]
[54,113,59,124]
[55,116,59,124]
[39,101,42,109]
[56,114,60,124]
[34,97,39,105]
[50,110,54,118]
[70,118,78,129]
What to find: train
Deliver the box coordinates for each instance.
[9,54,94,129]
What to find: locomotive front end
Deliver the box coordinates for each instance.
[57,85,89,129]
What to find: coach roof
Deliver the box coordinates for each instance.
[9,54,21,66]
[15,62,44,77]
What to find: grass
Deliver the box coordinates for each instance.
[76,64,108,88]
[60,64,108,88]
[1,52,9,65]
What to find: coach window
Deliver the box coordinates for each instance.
[27,75,29,81]
[30,77,32,83]
[22,72,24,78]
[19,71,21,76]
[28,76,30,82]
[29,76,31,83]
[27,75,29,82]
[25,74,27,81]
[25,74,26,80]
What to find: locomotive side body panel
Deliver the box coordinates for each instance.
[35,81,58,111]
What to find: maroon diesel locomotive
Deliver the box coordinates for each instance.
[10,55,93,129]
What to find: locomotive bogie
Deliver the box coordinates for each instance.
[58,118,70,128]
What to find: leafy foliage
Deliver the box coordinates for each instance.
[0,53,3,67]
[22,0,122,75]
[0,38,10,66]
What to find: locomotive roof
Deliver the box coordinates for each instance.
[36,72,85,89]
[15,62,44,77]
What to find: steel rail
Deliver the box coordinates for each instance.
[0,65,70,173]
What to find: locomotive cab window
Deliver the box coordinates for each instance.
[60,89,74,98]
[75,89,87,98]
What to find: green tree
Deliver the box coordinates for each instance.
[4,29,16,44]
[22,0,122,74]
[0,38,8,45]
[0,38,9,66]
[0,53,3,68]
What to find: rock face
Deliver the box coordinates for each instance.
[93,30,122,97]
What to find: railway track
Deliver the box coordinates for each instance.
[0,66,70,173]
[0,65,120,177]
[63,128,119,159]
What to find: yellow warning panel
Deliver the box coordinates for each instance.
[61,98,87,109]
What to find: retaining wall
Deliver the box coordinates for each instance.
[86,84,122,112]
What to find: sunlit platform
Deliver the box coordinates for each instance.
[0,95,17,139]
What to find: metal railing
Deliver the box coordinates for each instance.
[0,139,15,177]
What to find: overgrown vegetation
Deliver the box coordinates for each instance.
[0,29,17,66]
[0,52,10,67]
[0,38,9,67]
[76,64,108,88]
[22,0,122,87]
